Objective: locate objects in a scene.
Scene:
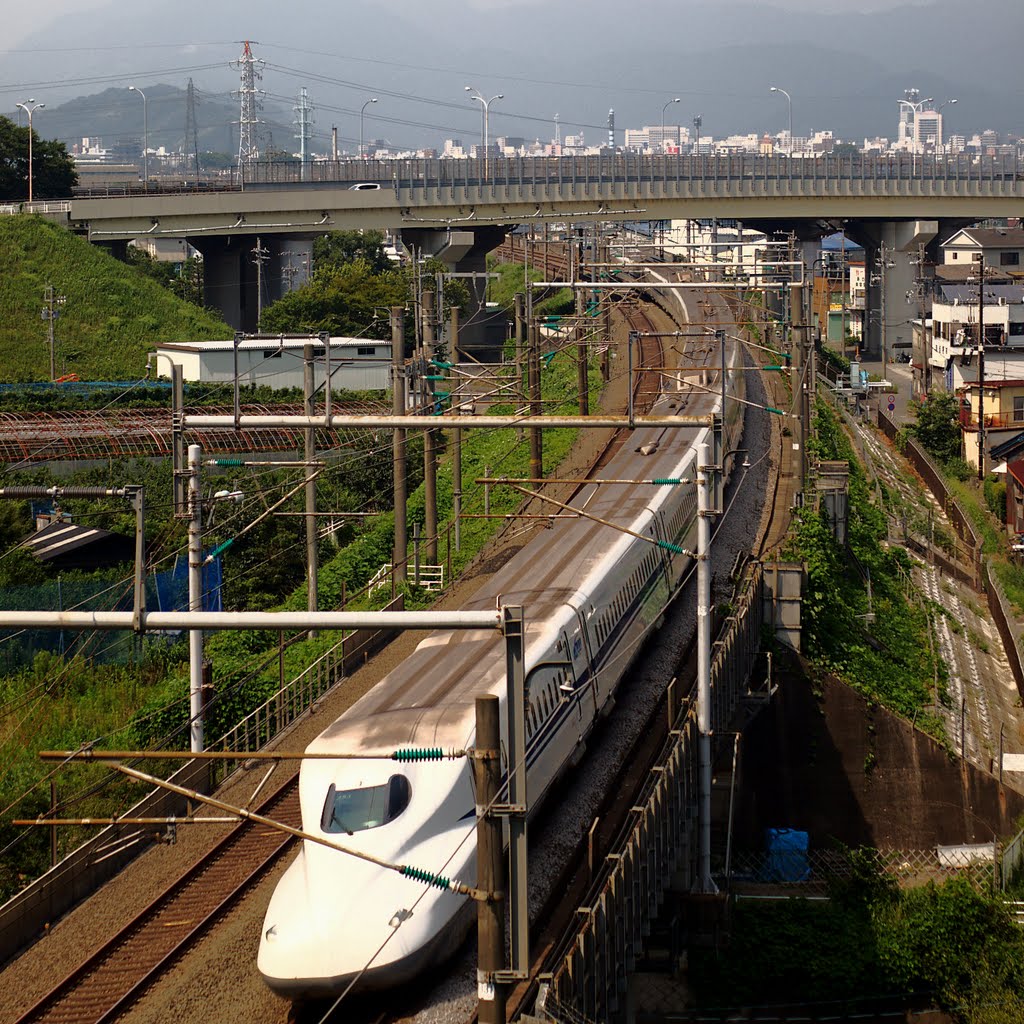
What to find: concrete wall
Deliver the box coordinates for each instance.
[735,659,1024,851]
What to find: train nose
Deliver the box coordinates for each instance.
[258,847,406,996]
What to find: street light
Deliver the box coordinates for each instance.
[15,98,45,203]
[661,97,680,153]
[937,98,957,153]
[465,86,503,174]
[769,86,793,157]
[127,86,148,185]
[359,97,378,159]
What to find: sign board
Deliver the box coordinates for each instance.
[886,393,896,403]
[888,402,896,413]
[1003,753,1024,772]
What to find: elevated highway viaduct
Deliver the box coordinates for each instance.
[57,153,1024,353]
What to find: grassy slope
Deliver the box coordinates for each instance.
[0,216,230,381]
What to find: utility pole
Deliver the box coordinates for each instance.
[423,288,438,563]
[528,321,543,481]
[41,284,65,381]
[188,444,205,753]
[251,237,269,325]
[576,239,589,416]
[514,293,526,431]
[451,306,463,552]
[473,694,506,1024]
[331,125,338,162]
[391,308,408,582]
[696,443,715,893]
[303,345,318,632]
[791,282,806,483]
[977,260,986,480]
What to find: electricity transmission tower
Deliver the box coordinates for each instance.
[232,40,265,179]
[293,87,315,180]
[184,78,200,181]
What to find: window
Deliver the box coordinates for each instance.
[264,349,283,358]
[357,346,374,356]
[320,775,411,834]
[1014,396,1024,422]
[1010,322,1024,337]
[1001,252,1021,267]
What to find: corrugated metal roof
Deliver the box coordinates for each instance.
[156,338,390,354]
[22,522,120,561]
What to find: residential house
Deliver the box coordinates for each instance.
[942,227,1024,272]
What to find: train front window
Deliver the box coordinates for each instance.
[320,775,412,834]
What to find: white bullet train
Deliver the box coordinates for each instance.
[258,312,747,999]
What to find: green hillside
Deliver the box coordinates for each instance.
[0,216,230,381]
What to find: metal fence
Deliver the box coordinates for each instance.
[1002,826,1024,892]
[542,564,765,1022]
[730,846,999,897]
[206,595,405,785]
[66,153,1024,199]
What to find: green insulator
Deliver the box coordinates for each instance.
[207,538,235,560]
[656,540,686,554]
[401,865,451,890]
[652,478,682,485]
[213,458,245,467]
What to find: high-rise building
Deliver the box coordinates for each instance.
[914,111,942,149]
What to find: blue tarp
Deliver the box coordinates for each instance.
[762,827,811,882]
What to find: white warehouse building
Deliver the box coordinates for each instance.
[153,337,392,391]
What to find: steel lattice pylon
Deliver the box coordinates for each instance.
[232,40,265,176]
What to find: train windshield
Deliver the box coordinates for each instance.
[320,775,412,834]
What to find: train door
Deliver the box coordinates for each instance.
[559,628,586,742]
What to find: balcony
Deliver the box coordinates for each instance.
[959,408,1024,431]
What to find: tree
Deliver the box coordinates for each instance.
[313,230,392,275]
[908,392,962,465]
[259,259,407,337]
[0,116,77,201]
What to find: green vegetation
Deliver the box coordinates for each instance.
[0,217,230,380]
[0,116,76,201]
[788,400,946,734]
[693,857,1024,1022]
[487,260,575,318]
[907,392,962,465]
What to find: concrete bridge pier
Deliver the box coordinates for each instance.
[191,234,316,332]
[847,221,941,364]
[400,226,508,355]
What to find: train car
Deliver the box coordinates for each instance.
[258,305,746,999]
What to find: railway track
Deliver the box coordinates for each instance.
[13,779,301,1024]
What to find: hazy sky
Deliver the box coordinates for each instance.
[0,0,938,49]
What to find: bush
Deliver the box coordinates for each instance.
[984,477,1007,523]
